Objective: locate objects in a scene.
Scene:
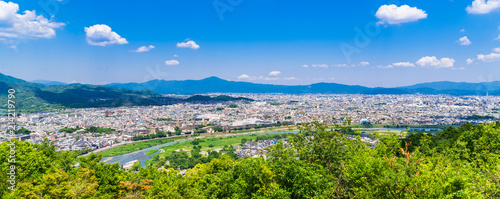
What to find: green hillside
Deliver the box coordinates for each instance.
[0,73,255,113]
[0,73,161,113]
[2,122,500,198]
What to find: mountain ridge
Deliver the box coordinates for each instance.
[0,74,256,112]
[2,72,500,113]
[105,77,500,96]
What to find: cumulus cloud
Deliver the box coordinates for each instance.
[301,64,309,68]
[0,1,64,45]
[375,4,427,25]
[466,58,475,65]
[268,71,281,76]
[466,0,500,14]
[359,61,370,66]
[177,40,199,50]
[237,74,286,81]
[312,64,329,68]
[238,74,251,79]
[493,47,500,53]
[392,62,416,67]
[85,24,128,46]
[380,62,415,69]
[332,64,349,67]
[458,36,472,45]
[477,53,500,62]
[416,56,455,68]
[378,65,394,69]
[132,45,154,53]
[461,29,466,32]
[165,60,180,65]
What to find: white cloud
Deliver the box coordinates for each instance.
[460,29,466,32]
[177,40,199,50]
[359,61,370,66]
[466,58,474,65]
[458,36,472,45]
[173,54,179,57]
[466,0,500,14]
[268,71,281,76]
[477,53,500,62]
[301,64,309,68]
[85,24,128,46]
[496,35,500,40]
[0,1,64,45]
[332,64,349,67]
[237,74,250,79]
[165,60,180,65]
[312,64,329,68]
[493,47,500,53]
[237,74,284,81]
[392,62,416,67]
[375,4,427,25]
[284,77,297,80]
[132,45,154,53]
[416,56,455,68]
[378,65,394,69]
[263,77,279,81]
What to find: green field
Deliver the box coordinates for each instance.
[96,125,297,158]
[145,149,159,156]
[162,135,256,154]
[147,133,290,167]
[98,137,184,157]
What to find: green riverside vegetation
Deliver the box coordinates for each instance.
[99,137,184,157]
[2,122,500,198]
[145,149,159,157]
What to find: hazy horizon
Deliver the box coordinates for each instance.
[15,75,500,89]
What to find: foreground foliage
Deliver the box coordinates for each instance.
[1,122,500,198]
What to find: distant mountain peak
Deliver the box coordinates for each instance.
[202,76,226,81]
[31,80,68,86]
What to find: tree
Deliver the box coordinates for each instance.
[156,131,166,138]
[14,128,31,135]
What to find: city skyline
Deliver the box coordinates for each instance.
[0,0,499,87]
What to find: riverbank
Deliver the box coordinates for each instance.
[88,124,445,159]
[92,126,298,158]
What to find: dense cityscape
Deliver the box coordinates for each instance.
[1,94,499,153]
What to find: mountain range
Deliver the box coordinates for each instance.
[0,74,250,113]
[1,73,499,112]
[107,76,500,96]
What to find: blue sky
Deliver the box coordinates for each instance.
[0,0,499,87]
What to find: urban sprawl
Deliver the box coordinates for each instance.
[1,94,499,153]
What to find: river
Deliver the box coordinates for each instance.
[102,131,298,167]
[102,128,443,168]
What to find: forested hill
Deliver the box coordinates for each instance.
[0,73,253,113]
[1,122,500,198]
[0,72,164,112]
